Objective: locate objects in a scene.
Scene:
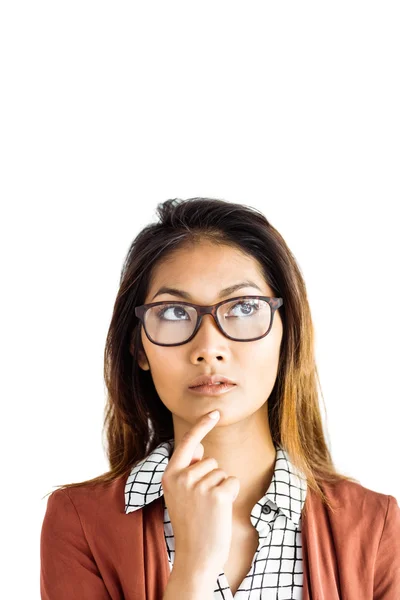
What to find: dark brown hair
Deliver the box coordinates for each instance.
[44,197,359,512]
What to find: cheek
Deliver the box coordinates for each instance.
[149,359,189,415]
[242,338,281,384]
[145,350,183,394]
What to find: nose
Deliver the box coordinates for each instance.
[190,314,228,362]
[195,313,223,337]
[189,313,230,350]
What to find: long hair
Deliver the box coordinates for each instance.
[44,197,359,512]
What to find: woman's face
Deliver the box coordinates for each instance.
[137,240,283,427]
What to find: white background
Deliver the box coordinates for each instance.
[1,2,399,597]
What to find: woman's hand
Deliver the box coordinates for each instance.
[161,410,240,581]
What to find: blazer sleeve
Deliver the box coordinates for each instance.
[40,488,111,600]
[373,494,400,599]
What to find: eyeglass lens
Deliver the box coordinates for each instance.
[143,297,272,344]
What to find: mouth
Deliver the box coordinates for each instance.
[188,374,236,388]
[188,382,237,395]
[190,381,228,388]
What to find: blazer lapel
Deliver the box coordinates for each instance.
[142,497,171,599]
[301,485,341,599]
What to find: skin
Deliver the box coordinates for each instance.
[136,239,283,525]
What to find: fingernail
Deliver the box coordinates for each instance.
[208,410,220,420]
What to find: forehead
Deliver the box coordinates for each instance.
[147,241,272,300]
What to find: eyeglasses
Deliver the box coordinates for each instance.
[134,295,283,347]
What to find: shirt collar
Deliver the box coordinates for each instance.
[125,439,307,527]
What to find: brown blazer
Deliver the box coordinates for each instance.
[40,473,400,599]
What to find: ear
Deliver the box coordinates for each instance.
[130,329,150,370]
[137,347,150,371]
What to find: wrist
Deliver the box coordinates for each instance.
[170,559,217,592]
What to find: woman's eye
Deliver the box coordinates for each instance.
[158,305,189,320]
[229,301,259,316]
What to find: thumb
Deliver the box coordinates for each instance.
[189,442,204,466]
[225,476,241,501]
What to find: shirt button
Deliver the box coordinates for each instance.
[262,504,272,514]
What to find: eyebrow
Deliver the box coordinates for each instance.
[151,280,264,301]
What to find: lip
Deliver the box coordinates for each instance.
[188,382,237,395]
[188,374,236,388]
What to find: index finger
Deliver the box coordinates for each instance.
[167,410,220,472]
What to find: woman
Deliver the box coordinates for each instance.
[40,197,400,599]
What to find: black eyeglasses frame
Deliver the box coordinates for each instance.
[134,295,283,347]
